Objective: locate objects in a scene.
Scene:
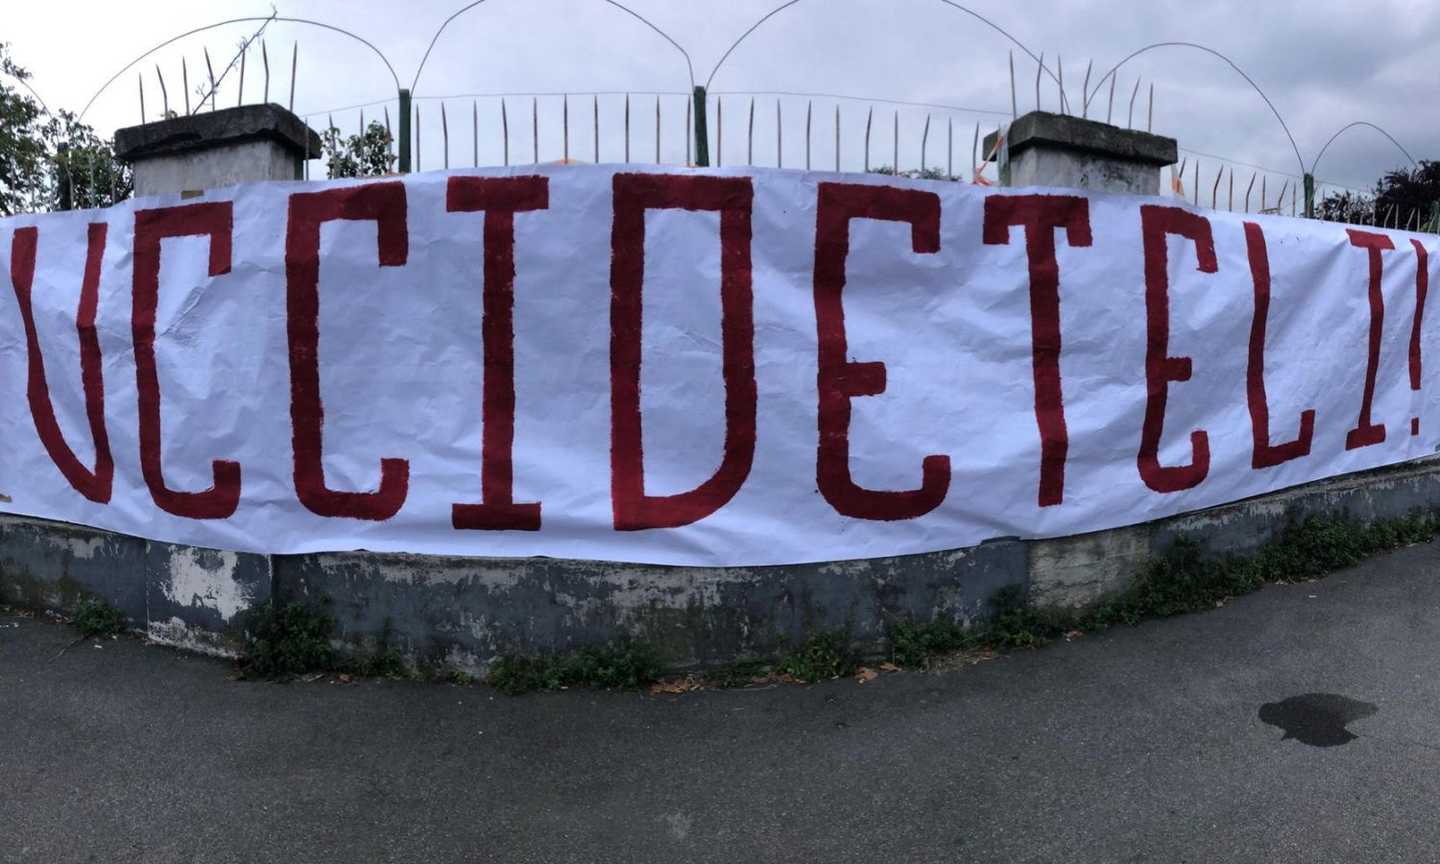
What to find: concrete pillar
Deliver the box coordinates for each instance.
[115,103,321,198]
[983,111,1177,196]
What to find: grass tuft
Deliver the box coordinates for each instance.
[71,598,128,638]
[890,512,1440,668]
[488,639,663,695]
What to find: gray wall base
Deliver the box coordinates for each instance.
[4,458,1440,673]
[0,516,270,657]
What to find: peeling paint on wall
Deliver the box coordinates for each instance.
[161,547,251,621]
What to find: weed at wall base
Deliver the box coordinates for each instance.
[71,598,128,638]
[889,511,1440,668]
[487,639,663,696]
[238,601,336,679]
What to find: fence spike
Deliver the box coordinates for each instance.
[864,107,872,172]
[834,105,840,172]
[1261,175,1267,211]
[182,57,191,114]
[1035,51,1044,112]
[1081,59,1092,118]
[893,110,899,172]
[1292,183,1297,217]
[747,97,755,166]
[972,122,979,182]
[774,99,781,168]
[1106,69,1116,124]
[717,97,723,167]
[1408,209,1418,231]
[1211,164,1222,208]
[685,97,691,165]
[921,114,931,172]
[262,41,270,104]
[473,100,479,166]
[203,47,216,112]
[1275,179,1289,213]
[359,108,364,138]
[659,96,664,164]
[1229,168,1234,211]
[1245,171,1256,212]
[562,94,568,162]
[289,42,297,113]
[805,101,811,171]
[1009,51,1017,121]
[155,65,168,117]
[1193,158,1199,206]
[947,116,953,178]
[138,73,146,123]
[442,101,450,169]
[384,105,391,150]
[1057,54,1065,115]
[237,44,246,108]
[1128,77,1140,129]
[415,103,421,171]
[1147,83,1154,132]
[502,97,509,166]
[532,97,538,165]
[625,93,631,163]
[594,95,600,163]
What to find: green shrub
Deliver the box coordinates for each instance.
[71,598,127,638]
[240,602,335,679]
[488,639,663,695]
[777,631,858,682]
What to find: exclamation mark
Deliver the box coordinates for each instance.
[1410,238,1429,436]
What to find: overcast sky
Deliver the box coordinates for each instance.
[5,0,1437,200]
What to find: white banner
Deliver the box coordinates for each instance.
[0,165,1436,565]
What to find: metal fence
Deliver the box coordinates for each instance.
[17,2,1439,232]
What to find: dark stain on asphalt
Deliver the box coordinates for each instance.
[1258,693,1378,747]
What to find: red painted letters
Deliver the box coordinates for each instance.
[285,182,410,520]
[1410,239,1429,437]
[609,173,757,530]
[10,225,113,503]
[1245,221,1315,468]
[1344,229,1393,450]
[981,194,1091,507]
[132,202,240,519]
[446,175,549,531]
[1137,205,1215,493]
[814,182,949,520]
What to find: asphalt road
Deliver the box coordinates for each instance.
[5,540,1440,863]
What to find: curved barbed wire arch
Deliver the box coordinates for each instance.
[3,68,52,116]
[411,0,695,96]
[77,17,401,123]
[1084,41,1304,177]
[1311,121,1416,179]
[705,0,1067,110]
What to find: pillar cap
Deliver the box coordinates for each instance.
[985,111,1177,166]
[115,103,321,164]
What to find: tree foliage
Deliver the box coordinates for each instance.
[0,42,130,215]
[1317,160,1440,231]
[322,121,396,179]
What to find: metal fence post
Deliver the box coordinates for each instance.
[398,88,412,174]
[692,85,709,167]
[1303,172,1314,218]
[56,143,73,211]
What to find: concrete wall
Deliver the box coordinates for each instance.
[131,140,300,198]
[1008,147,1161,196]
[6,457,1440,675]
[0,515,270,656]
